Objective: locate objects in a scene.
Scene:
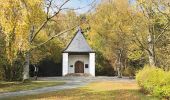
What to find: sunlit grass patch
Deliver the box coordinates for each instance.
[0,81,65,93]
[81,81,139,91]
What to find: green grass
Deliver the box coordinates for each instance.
[5,81,159,100]
[0,81,65,93]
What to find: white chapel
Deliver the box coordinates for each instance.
[62,28,95,76]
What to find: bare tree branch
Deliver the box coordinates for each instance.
[155,21,170,43]
[46,0,53,20]
[48,0,70,19]
[60,0,97,11]
[30,0,70,42]
[30,25,78,51]
[132,32,151,55]
[138,2,149,20]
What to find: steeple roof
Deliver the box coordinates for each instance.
[63,27,93,53]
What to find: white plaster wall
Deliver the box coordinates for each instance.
[62,53,68,76]
[89,53,95,76]
[68,55,89,74]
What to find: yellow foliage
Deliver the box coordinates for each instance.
[0,0,45,63]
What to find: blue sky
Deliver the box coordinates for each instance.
[54,0,101,14]
[53,0,136,14]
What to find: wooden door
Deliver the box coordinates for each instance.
[75,61,84,73]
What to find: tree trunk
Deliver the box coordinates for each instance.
[148,49,155,66]
[22,26,34,81]
[117,66,122,78]
[23,51,30,80]
[148,28,156,66]
[117,49,122,78]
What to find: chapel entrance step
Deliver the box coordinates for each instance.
[65,73,91,77]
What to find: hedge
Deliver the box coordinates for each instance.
[136,65,170,98]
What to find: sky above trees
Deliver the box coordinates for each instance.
[53,0,101,14]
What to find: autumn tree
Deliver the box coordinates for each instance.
[87,0,134,77]
[87,0,170,77]
[131,0,170,67]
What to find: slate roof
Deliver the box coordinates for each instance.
[63,27,94,53]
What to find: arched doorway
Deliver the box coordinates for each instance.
[75,61,84,73]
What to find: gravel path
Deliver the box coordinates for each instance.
[0,76,135,99]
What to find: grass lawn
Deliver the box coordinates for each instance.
[0,81,65,93]
[5,81,159,100]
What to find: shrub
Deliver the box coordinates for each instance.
[136,65,170,98]
[0,53,24,81]
[2,60,23,81]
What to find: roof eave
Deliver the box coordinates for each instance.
[62,51,96,53]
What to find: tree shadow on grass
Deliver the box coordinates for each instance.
[0,82,20,88]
